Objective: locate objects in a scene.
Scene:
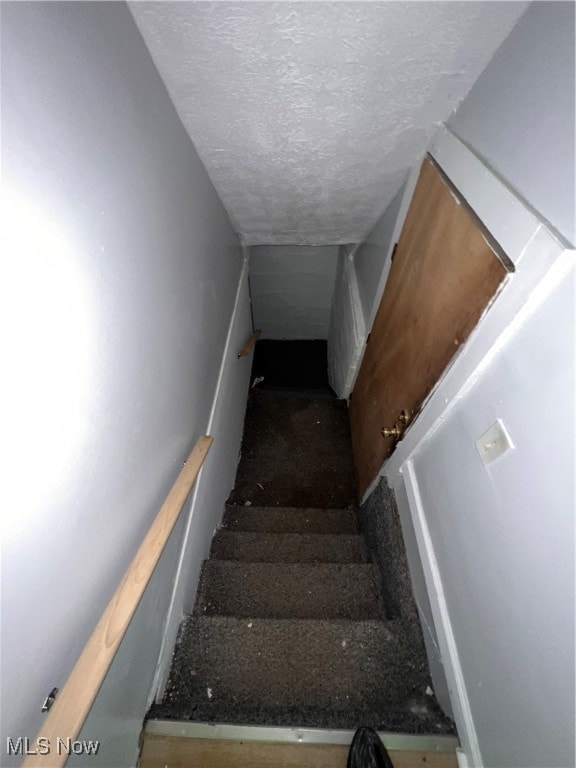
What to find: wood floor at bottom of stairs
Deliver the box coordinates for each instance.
[139,724,460,768]
[139,733,459,768]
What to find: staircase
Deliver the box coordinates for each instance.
[156,497,450,731]
[142,342,457,765]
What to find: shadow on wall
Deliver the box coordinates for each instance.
[249,245,339,340]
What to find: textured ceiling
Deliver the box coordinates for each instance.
[130,2,527,246]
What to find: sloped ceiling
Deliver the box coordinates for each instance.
[130,2,527,246]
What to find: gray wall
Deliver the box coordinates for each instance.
[1,3,251,766]
[250,245,338,339]
[449,1,575,244]
[327,183,408,398]
[353,184,406,325]
[412,259,575,767]
[327,246,366,398]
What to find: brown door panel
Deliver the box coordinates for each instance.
[350,158,508,498]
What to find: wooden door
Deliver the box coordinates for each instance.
[349,157,509,498]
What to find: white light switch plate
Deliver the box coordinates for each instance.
[475,419,514,466]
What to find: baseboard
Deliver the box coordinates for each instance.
[402,460,480,766]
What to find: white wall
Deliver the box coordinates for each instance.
[249,245,338,339]
[328,10,575,757]
[378,126,574,766]
[396,12,575,756]
[449,1,575,245]
[409,257,574,768]
[327,246,366,398]
[151,263,253,698]
[353,184,406,326]
[0,4,251,767]
[327,183,409,398]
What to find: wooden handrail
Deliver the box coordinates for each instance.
[22,435,213,768]
[238,330,261,358]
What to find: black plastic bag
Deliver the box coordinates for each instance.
[347,726,394,768]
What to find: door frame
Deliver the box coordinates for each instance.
[349,153,513,498]
[374,127,572,767]
[361,125,571,499]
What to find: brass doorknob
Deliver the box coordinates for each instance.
[398,409,410,425]
[381,426,403,439]
[381,409,411,440]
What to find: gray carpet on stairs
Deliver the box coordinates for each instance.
[222,504,358,533]
[210,530,369,563]
[148,353,454,734]
[227,392,356,508]
[154,615,452,733]
[194,561,386,620]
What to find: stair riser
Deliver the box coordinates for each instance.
[195,562,385,620]
[223,507,358,534]
[210,531,369,563]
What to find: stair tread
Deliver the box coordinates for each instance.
[223,505,358,534]
[210,530,369,563]
[155,616,449,731]
[227,394,355,508]
[195,561,385,620]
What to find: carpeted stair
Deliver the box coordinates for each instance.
[209,529,368,563]
[148,342,453,734]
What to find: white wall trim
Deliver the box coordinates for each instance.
[343,256,368,399]
[328,248,367,398]
[205,255,250,432]
[402,460,481,767]
[429,126,567,264]
[456,748,472,768]
[150,255,249,702]
[342,253,366,397]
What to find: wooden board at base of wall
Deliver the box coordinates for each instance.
[139,734,459,768]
